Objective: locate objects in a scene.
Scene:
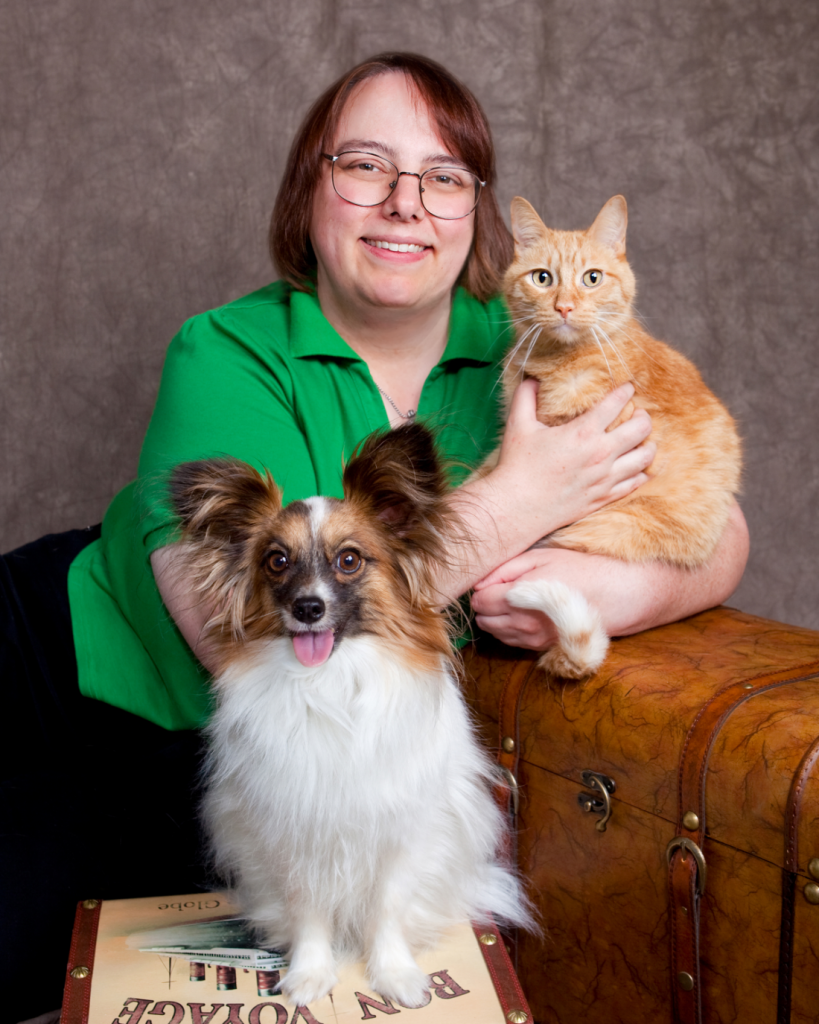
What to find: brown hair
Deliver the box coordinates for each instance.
[269,52,512,302]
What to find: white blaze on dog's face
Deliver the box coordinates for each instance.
[170,424,455,677]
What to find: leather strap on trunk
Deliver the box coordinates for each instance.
[472,919,532,1022]
[62,898,102,1024]
[492,653,538,972]
[669,661,819,1024]
[495,656,538,824]
[776,732,819,1023]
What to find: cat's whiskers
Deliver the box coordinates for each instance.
[591,309,650,367]
[520,325,543,375]
[590,327,616,384]
[598,314,654,363]
[626,308,661,360]
[505,313,540,326]
[622,332,654,363]
[594,310,630,333]
[594,323,633,380]
[494,323,538,395]
[498,307,541,331]
[503,320,543,375]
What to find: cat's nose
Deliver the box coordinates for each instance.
[556,302,574,319]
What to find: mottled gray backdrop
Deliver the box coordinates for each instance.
[2,0,818,627]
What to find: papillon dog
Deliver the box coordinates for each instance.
[170,423,532,1008]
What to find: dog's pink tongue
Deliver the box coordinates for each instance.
[292,630,335,667]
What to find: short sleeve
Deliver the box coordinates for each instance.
[136,301,317,555]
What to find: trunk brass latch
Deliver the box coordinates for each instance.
[577,770,616,832]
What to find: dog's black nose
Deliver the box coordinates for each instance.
[292,596,326,623]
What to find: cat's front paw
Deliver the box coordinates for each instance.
[367,962,431,1009]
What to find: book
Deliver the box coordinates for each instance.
[60,892,531,1024]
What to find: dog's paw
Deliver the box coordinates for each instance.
[367,962,430,1009]
[281,963,339,1006]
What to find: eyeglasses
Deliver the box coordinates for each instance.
[322,151,485,220]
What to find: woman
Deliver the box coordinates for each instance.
[144,53,746,679]
[4,52,748,1021]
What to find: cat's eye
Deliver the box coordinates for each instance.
[265,551,289,574]
[583,269,603,287]
[336,549,363,574]
[531,269,553,287]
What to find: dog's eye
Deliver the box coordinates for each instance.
[266,551,289,574]
[336,549,362,574]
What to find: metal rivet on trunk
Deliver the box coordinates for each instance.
[506,1012,528,1023]
[479,932,497,945]
[808,858,819,880]
[677,972,694,991]
[804,882,819,905]
[682,811,700,831]
[82,899,99,910]
[70,966,90,980]
[502,736,515,754]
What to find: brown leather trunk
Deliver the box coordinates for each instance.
[462,606,819,1024]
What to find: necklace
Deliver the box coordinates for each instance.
[376,384,416,420]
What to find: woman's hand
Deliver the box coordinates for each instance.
[470,502,750,649]
[440,378,655,602]
[491,378,655,534]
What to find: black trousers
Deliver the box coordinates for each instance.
[1,528,210,1022]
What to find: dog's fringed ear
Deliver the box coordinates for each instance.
[342,424,448,543]
[170,458,282,544]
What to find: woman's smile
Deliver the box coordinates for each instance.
[362,235,431,260]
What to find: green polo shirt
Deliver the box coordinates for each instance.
[67,281,511,730]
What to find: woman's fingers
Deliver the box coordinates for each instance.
[611,437,656,482]
[470,581,508,617]
[504,376,540,433]
[607,406,653,455]
[472,577,557,649]
[580,399,655,500]
[585,382,637,431]
[473,608,558,650]
[572,386,652,461]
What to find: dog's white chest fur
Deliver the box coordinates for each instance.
[203,634,528,1007]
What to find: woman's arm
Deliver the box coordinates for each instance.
[150,545,221,675]
[470,500,749,650]
[151,377,656,672]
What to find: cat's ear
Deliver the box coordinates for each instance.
[510,197,548,250]
[587,195,628,255]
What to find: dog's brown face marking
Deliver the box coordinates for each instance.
[246,497,375,641]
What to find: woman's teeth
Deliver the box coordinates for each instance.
[366,240,426,253]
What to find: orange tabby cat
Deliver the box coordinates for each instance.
[494,195,742,678]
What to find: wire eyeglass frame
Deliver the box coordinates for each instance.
[322,151,485,220]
